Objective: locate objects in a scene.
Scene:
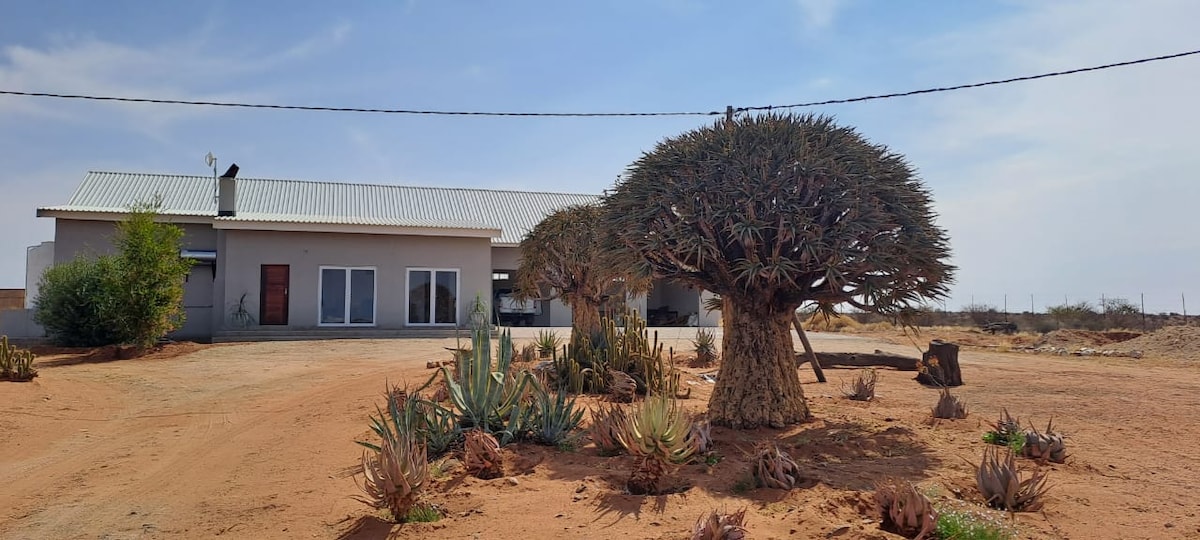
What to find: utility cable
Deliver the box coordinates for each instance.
[0,48,1197,117]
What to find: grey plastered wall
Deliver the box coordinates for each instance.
[53,219,217,263]
[490,246,521,271]
[219,229,492,330]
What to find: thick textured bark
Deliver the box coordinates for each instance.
[568,297,603,342]
[917,340,963,386]
[709,301,810,428]
[627,456,667,495]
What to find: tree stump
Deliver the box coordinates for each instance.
[916,340,962,387]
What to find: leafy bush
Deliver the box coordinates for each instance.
[34,256,123,347]
[34,202,191,348]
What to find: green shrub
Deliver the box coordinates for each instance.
[33,201,191,349]
[34,256,123,347]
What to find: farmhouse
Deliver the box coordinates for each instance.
[15,170,718,342]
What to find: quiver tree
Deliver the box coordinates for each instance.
[604,113,954,428]
[515,204,649,339]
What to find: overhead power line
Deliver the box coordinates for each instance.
[1,48,1197,117]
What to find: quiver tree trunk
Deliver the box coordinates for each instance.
[916,340,962,387]
[568,297,603,344]
[708,301,810,428]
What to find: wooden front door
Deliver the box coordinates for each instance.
[260,265,289,325]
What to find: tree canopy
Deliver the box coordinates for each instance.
[604,113,954,428]
[514,204,649,338]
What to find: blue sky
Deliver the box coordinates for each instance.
[2,0,1198,313]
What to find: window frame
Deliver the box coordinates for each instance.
[406,267,461,326]
[317,265,378,327]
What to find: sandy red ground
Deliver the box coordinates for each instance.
[2,328,1198,539]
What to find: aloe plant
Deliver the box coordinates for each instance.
[425,326,537,441]
[615,394,698,494]
[354,400,429,521]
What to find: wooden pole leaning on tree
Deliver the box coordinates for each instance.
[792,312,827,383]
[916,339,963,387]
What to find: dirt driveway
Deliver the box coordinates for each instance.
[1,329,1198,539]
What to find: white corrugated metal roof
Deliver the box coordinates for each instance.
[39,171,600,245]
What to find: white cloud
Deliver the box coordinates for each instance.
[794,0,848,30]
[904,0,1200,312]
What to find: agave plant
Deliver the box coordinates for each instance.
[425,326,537,439]
[464,429,504,479]
[691,328,719,367]
[588,403,628,456]
[533,388,585,446]
[873,478,938,540]
[931,388,968,419]
[615,394,698,494]
[608,369,637,403]
[975,446,1051,512]
[1022,419,1068,463]
[752,443,803,490]
[536,330,561,357]
[842,368,877,401]
[355,403,429,522]
[691,507,748,540]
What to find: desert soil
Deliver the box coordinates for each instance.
[2,327,1199,539]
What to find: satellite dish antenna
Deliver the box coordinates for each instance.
[205,152,216,168]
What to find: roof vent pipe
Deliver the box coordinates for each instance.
[218,163,239,217]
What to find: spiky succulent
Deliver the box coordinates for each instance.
[931,388,968,419]
[464,429,504,479]
[588,403,628,456]
[1022,419,1068,463]
[691,507,748,540]
[975,446,1051,512]
[355,411,429,522]
[615,394,698,494]
[752,443,803,490]
[535,330,561,357]
[987,408,1022,445]
[842,368,877,401]
[873,478,938,539]
[691,328,719,367]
